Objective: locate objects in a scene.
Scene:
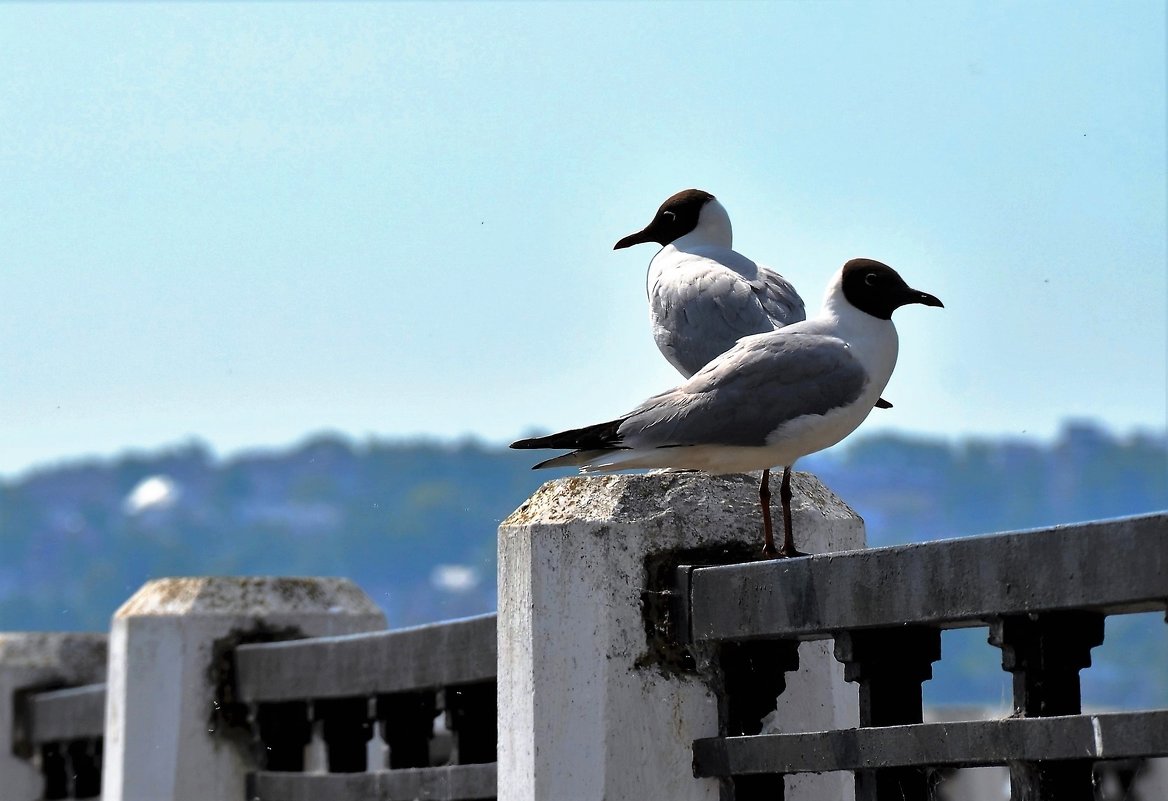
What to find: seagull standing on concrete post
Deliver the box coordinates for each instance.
[610,189,893,553]
[512,259,942,557]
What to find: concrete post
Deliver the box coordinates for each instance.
[102,576,386,801]
[0,632,108,801]
[497,471,864,801]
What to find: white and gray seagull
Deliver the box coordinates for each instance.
[614,188,805,376]
[512,258,942,558]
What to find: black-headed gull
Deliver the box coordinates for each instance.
[513,258,942,557]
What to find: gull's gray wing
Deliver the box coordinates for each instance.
[752,266,806,329]
[618,332,867,448]
[650,248,806,377]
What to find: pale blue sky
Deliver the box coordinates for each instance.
[1,2,1165,476]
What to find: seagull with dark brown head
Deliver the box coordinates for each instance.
[512,259,942,557]
[615,188,804,377]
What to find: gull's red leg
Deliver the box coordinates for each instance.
[759,468,777,558]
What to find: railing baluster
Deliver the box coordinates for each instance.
[834,626,941,801]
[254,700,312,771]
[378,690,438,768]
[720,639,800,800]
[40,742,70,800]
[446,681,497,765]
[732,773,786,801]
[989,611,1105,801]
[315,696,372,772]
[68,738,102,798]
[720,640,801,737]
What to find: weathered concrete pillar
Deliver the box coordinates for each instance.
[102,577,385,801]
[497,471,864,801]
[0,632,108,801]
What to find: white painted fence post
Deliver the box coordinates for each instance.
[0,633,107,801]
[497,471,864,801]
[101,577,386,801]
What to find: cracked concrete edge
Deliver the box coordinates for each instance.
[115,576,386,621]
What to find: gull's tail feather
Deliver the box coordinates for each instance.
[511,418,630,471]
[510,418,625,452]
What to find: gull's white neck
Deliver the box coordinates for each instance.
[673,198,733,250]
[814,274,900,398]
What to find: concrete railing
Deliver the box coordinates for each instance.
[1,473,1164,801]
[235,613,497,801]
[1,633,107,801]
[680,512,1168,800]
[25,683,107,799]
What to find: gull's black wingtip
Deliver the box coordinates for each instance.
[511,436,546,450]
[509,418,624,453]
[509,436,565,467]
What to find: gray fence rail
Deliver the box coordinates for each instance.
[684,513,1167,641]
[235,613,498,801]
[695,710,1168,774]
[678,512,1168,801]
[27,683,106,745]
[247,763,497,801]
[235,613,496,701]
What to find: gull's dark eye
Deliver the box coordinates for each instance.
[663,210,677,222]
[864,273,878,286]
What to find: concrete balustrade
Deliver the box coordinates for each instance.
[1,484,1164,801]
[101,576,385,801]
[0,633,107,801]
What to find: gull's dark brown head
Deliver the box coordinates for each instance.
[841,258,944,320]
[614,189,715,249]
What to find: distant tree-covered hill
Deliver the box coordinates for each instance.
[1,421,1164,707]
